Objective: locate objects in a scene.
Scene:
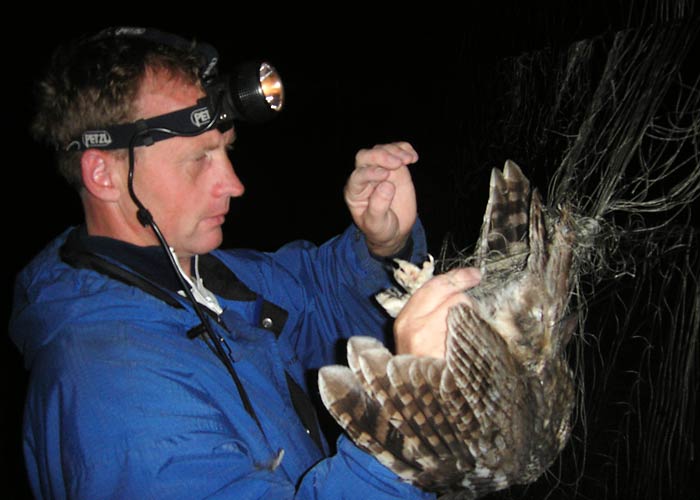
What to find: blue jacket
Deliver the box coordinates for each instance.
[10,222,436,499]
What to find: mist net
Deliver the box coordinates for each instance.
[440,3,699,499]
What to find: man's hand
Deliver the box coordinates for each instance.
[344,142,418,257]
[393,267,482,358]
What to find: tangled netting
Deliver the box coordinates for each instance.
[439,3,700,499]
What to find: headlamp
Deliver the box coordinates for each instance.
[64,28,284,152]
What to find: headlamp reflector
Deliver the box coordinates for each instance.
[259,62,284,112]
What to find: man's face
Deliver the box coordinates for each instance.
[129,69,245,259]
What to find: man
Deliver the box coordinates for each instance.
[10,27,480,498]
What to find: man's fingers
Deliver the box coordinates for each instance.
[344,166,390,200]
[365,181,395,218]
[407,268,481,312]
[355,142,419,170]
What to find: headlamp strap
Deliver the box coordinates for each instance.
[64,97,226,152]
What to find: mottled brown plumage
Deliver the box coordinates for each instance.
[318,161,576,498]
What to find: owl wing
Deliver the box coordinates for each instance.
[318,305,530,496]
[319,160,558,497]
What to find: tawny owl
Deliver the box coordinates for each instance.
[318,160,577,499]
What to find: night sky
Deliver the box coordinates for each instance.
[4,4,696,498]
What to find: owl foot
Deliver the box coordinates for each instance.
[376,255,435,318]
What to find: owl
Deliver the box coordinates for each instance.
[318,161,577,499]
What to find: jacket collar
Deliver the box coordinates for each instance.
[60,226,257,302]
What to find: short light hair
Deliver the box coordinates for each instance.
[31,29,205,190]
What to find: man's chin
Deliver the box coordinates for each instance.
[192,228,224,255]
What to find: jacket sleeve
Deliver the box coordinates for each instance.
[298,435,436,499]
[227,220,429,371]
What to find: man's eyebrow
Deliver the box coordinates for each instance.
[200,131,236,151]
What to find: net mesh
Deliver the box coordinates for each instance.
[439,3,700,498]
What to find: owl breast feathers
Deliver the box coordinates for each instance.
[319,161,577,499]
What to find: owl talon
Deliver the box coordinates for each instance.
[375,255,435,317]
[392,255,435,293]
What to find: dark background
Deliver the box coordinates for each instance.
[4,3,697,499]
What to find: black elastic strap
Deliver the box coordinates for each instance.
[65,99,226,151]
[60,237,184,309]
[286,372,325,453]
[197,324,262,430]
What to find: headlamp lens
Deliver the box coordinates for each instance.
[259,62,284,112]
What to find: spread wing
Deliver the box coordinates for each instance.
[319,161,576,498]
[318,328,527,498]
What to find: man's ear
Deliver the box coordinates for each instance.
[80,149,124,202]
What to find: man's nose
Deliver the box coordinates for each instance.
[215,156,245,198]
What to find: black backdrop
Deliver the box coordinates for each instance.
[5,4,697,499]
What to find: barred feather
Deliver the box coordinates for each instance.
[319,161,576,498]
